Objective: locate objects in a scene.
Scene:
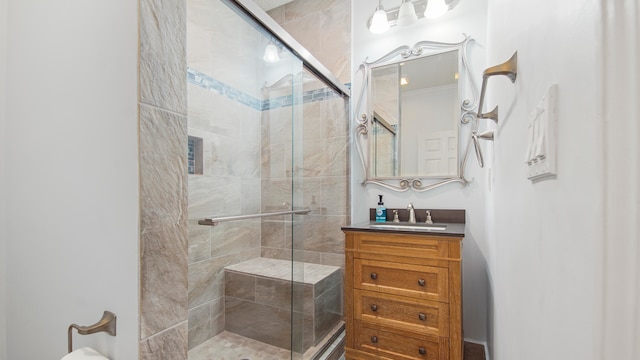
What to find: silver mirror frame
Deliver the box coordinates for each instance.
[354,34,478,192]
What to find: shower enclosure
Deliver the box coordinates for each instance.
[186,0,350,359]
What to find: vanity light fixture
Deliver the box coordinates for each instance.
[263,42,280,63]
[424,0,448,19]
[397,0,418,26]
[367,0,461,34]
[400,76,409,85]
[369,1,390,34]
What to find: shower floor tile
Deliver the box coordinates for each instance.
[189,322,345,360]
[188,331,292,360]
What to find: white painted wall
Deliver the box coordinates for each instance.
[599,2,640,359]
[0,0,8,357]
[4,1,139,359]
[352,0,490,343]
[486,0,602,359]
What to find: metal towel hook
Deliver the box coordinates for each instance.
[68,311,117,353]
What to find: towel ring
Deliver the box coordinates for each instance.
[68,311,117,353]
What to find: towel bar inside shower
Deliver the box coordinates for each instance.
[198,208,311,226]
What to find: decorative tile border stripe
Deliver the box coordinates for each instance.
[187,67,262,110]
[187,67,345,111]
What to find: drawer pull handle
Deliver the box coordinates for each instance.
[419,313,426,321]
[419,347,426,355]
[371,336,378,344]
[371,304,378,312]
[418,278,426,286]
[370,273,378,280]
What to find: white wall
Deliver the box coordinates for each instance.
[352,0,490,343]
[4,1,139,359]
[599,2,640,358]
[0,0,8,357]
[486,0,602,359]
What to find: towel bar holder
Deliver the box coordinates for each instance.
[68,311,117,353]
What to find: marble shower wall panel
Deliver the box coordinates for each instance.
[140,105,188,350]
[140,0,187,114]
[188,0,263,99]
[139,0,188,357]
[188,219,211,264]
[187,302,211,350]
[268,0,351,83]
[188,175,242,219]
[188,84,241,141]
[140,323,189,360]
[187,85,262,180]
[187,220,262,349]
[189,243,261,309]
[242,178,262,214]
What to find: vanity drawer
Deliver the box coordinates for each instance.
[352,232,451,260]
[354,258,449,302]
[354,289,449,337]
[355,321,449,360]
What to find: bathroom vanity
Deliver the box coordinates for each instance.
[342,210,464,360]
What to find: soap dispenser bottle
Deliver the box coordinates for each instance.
[375,195,387,222]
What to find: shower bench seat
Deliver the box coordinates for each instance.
[224,257,342,352]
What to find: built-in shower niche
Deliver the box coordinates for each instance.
[224,258,343,352]
[187,135,203,175]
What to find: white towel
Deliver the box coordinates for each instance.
[61,347,110,360]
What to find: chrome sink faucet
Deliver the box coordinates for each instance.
[407,203,416,224]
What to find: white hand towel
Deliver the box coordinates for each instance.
[61,347,110,360]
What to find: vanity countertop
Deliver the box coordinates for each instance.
[342,208,465,237]
[342,221,465,237]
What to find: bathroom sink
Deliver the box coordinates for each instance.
[369,223,447,231]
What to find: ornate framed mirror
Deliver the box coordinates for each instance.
[354,35,478,192]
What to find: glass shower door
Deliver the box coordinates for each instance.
[187,1,348,359]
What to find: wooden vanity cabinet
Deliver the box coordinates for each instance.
[343,230,463,360]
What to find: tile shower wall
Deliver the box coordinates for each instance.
[268,0,352,84]
[139,0,189,358]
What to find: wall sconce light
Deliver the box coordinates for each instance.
[368,0,461,34]
[263,42,281,63]
[370,1,390,34]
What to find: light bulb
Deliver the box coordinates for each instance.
[263,43,280,63]
[369,5,390,34]
[397,0,418,27]
[425,0,448,19]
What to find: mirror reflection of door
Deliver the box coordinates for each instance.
[372,111,398,177]
[371,50,460,178]
[371,65,400,177]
